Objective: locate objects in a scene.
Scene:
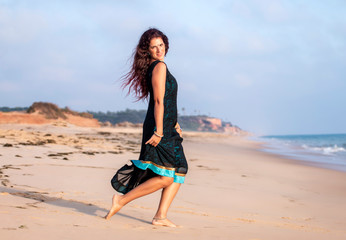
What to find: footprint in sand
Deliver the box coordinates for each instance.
[14,206,27,209]
[3,227,17,230]
[196,165,219,171]
[235,218,256,223]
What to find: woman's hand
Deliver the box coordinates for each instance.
[175,122,183,138]
[145,134,162,147]
[176,127,183,138]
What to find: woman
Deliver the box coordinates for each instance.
[105,28,188,228]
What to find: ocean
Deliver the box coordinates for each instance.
[256,133,346,172]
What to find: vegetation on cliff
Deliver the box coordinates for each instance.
[27,102,93,119]
[88,109,146,125]
[0,107,28,112]
[1,103,244,133]
[89,110,241,133]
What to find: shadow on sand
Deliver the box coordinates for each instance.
[0,186,151,225]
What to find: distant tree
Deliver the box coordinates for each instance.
[0,107,28,112]
[181,107,186,115]
[88,109,147,124]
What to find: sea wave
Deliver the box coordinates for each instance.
[259,134,346,172]
[302,144,346,155]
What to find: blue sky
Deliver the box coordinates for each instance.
[1,0,345,135]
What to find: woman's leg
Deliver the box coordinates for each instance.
[152,182,181,227]
[105,175,173,220]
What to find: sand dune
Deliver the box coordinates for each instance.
[0,111,100,127]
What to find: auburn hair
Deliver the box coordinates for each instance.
[122,28,169,101]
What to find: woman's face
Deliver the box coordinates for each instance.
[148,37,165,61]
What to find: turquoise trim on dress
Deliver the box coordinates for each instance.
[174,174,185,183]
[131,160,185,183]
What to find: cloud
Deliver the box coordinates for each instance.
[253,0,289,22]
[1,0,346,134]
[233,74,253,88]
[0,6,46,44]
[0,81,20,92]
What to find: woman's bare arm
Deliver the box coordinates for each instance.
[145,62,166,146]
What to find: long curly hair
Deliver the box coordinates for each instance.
[122,28,169,101]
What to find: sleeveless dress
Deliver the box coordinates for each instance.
[111,60,188,194]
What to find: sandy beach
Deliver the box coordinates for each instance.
[1,123,346,240]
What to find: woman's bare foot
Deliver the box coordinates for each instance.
[104,194,123,220]
[152,217,177,227]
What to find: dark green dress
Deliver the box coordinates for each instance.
[111,60,188,194]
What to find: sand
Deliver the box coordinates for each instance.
[0,123,346,240]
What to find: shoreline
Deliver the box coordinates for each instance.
[1,124,346,239]
[252,135,346,173]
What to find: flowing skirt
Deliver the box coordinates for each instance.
[111,130,188,194]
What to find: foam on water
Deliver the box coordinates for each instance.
[304,144,346,155]
[256,133,346,172]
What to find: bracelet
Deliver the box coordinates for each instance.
[175,127,182,131]
[154,131,164,138]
